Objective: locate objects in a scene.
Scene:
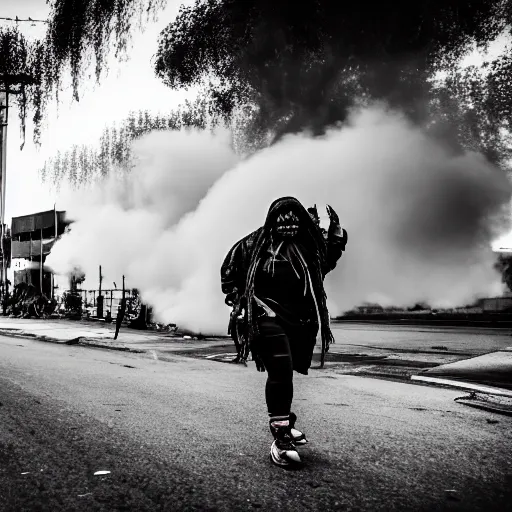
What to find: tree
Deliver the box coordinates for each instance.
[153,0,512,156]
[46,0,166,97]
[40,103,212,185]
[6,0,512,162]
[0,1,166,146]
[0,26,51,146]
[431,52,512,167]
[495,253,512,291]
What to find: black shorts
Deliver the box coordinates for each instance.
[256,316,318,375]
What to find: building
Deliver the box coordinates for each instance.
[10,209,70,297]
[0,223,11,301]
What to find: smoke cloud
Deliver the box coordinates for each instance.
[48,106,512,334]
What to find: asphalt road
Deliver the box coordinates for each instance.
[1,334,511,512]
[175,323,512,372]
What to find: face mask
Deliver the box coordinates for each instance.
[275,210,300,238]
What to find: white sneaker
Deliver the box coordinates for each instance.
[270,439,301,467]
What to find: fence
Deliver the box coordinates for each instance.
[64,288,138,319]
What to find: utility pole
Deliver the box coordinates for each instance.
[97,264,103,318]
[114,275,126,340]
[52,203,57,299]
[39,227,43,294]
[0,88,8,305]
[0,73,37,310]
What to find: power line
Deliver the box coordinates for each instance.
[0,16,48,24]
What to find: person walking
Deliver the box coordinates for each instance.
[221,197,347,467]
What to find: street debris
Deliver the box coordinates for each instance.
[4,283,56,319]
[65,337,82,345]
[94,470,111,476]
[78,493,93,497]
[21,472,30,475]
[205,352,238,361]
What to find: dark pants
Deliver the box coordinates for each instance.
[257,317,317,418]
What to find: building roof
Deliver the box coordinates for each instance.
[11,210,68,236]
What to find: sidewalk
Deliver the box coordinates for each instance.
[0,317,232,354]
[413,347,512,394]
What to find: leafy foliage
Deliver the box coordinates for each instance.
[4,0,512,167]
[0,27,53,147]
[40,100,212,186]
[429,39,512,168]
[1,1,166,146]
[46,0,166,99]
[495,253,512,291]
[154,0,512,157]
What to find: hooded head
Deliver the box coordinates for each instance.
[264,197,325,248]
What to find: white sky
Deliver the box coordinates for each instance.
[2,0,197,223]
[2,1,512,249]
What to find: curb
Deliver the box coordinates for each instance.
[0,329,65,345]
[453,395,512,416]
[411,375,512,398]
[0,328,224,356]
[334,318,512,328]
[74,338,146,353]
[0,328,143,353]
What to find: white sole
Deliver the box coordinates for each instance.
[291,428,308,445]
[270,441,301,466]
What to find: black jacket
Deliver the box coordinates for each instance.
[220,197,346,370]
